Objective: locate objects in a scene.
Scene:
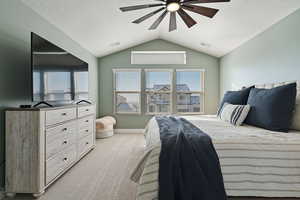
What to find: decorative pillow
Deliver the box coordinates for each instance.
[218,86,254,115]
[245,83,297,132]
[255,81,300,131]
[291,102,300,130]
[291,82,300,130]
[219,103,251,126]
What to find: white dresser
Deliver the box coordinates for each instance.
[5,104,96,197]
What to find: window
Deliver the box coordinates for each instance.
[145,69,173,114]
[176,69,204,114]
[131,51,186,64]
[113,69,141,114]
[112,68,205,115]
[74,71,89,100]
[44,71,72,101]
[33,71,41,101]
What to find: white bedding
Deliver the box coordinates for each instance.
[132,115,300,199]
[185,115,300,144]
[185,115,300,197]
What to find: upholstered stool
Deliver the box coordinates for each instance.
[95,116,116,139]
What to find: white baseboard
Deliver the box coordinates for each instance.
[115,129,144,134]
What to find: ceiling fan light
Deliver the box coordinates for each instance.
[167,2,180,12]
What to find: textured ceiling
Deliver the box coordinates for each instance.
[21,0,300,57]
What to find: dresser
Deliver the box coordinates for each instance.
[5,104,96,197]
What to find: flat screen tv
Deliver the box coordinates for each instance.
[31,33,89,104]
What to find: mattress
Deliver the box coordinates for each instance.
[132,115,300,199]
[184,115,300,197]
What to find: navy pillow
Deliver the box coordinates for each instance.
[245,83,297,132]
[218,86,254,115]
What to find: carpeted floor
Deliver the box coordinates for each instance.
[3,133,299,200]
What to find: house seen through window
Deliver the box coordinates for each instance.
[113,68,204,114]
[145,70,172,114]
[114,69,141,114]
[176,70,204,113]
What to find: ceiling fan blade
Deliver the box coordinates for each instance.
[183,0,230,5]
[177,9,197,28]
[182,5,219,18]
[169,12,177,32]
[132,8,165,24]
[149,10,168,30]
[120,4,164,12]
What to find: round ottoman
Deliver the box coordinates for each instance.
[95,116,116,139]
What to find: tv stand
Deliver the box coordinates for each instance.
[5,104,96,197]
[76,100,92,105]
[33,101,53,108]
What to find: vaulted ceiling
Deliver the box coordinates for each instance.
[21,0,300,57]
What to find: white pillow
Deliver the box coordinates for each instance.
[219,103,251,126]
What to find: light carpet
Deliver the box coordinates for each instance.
[3,133,299,200]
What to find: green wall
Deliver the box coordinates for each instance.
[220,9,300,97]
[0,0,98,188]
[98,39,220,129]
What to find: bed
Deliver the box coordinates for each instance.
[132,115,300,199]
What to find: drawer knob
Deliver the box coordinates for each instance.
[85,120,89,123]
[63,141,68,144]
[62,128,68,131]
[63,157,68,161]
[86,142,89,145]
[85,130,89,132]
[61,113,67,116]
[85,109,89,111]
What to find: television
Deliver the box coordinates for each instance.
[31,33,89,104]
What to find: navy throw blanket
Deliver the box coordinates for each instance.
[156,116,227,200]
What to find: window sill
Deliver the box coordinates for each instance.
[176,112,205,115]
[145,112,172,116]
[114,112,142,115]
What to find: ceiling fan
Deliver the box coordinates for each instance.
[120,0,230,32]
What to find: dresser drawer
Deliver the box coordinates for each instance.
[46,108,76,126]
[78,126,93,139]
[78,135,94,158]
[77,105,95,118]
[46,121,77,159]
[78,116,94,139]
[46,145,77,185]
[78,115,94,129]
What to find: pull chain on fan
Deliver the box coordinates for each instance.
[120,0,230,31]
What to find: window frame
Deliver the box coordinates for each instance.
[112,68,205,115]
[131,51,187,65]
[43,70,73,101]
[74,70,89,100]
[144,69,173,115]
[113,68,142,115]
[175,69,205,115]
